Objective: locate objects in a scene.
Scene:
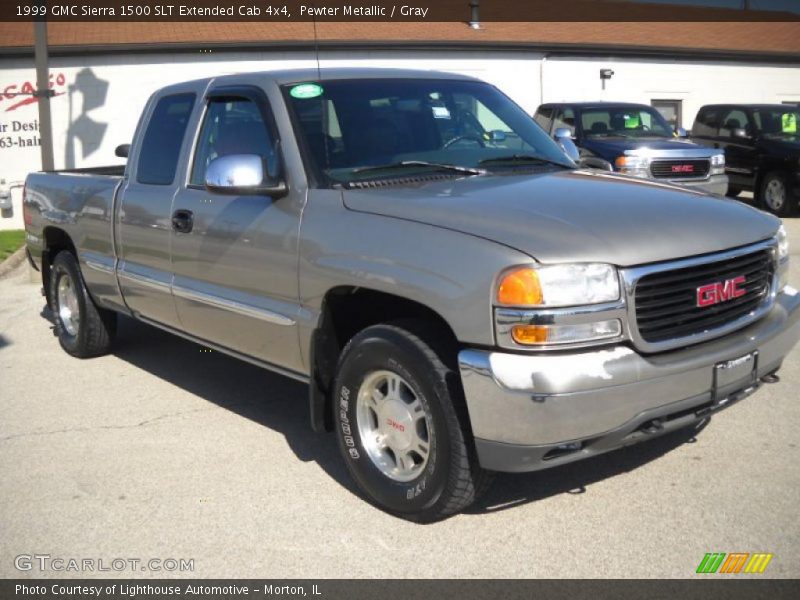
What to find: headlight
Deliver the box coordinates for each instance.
[497,263,620,307]
[615,155,649,178]
[777,224,789,260]
[777,224,790,292]
[711,153,725,175]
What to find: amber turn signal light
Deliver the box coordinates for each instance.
[510,324,549,344]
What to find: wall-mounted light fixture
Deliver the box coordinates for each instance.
[469,0,481,29]
[600,68,614,90]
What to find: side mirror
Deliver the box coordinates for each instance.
[675,127,688,138]
[554,127,580,162]
[553,127,574,140]
[205,154,287,197]
[732,128,750,139]
[115,144,130,158]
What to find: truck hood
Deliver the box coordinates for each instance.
[583,136,719,159]
[342,170,780,266]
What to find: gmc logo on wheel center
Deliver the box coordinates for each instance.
[696,276,747,307]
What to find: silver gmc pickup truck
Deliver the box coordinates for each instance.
[23,69,800,521]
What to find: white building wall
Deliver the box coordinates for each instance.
[0,47,798,230]
[541,56,800,128]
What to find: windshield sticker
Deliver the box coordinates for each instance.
[782,113,797,133]
[432,106,451,119]
[623,113,640,129]
[290,83,324,99]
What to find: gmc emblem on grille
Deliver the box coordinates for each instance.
[672,164,695,173]
[696,276,747,307]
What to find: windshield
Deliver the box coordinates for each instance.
[753,107,799,138]
[581,106,674,138]
[283,78,574,184]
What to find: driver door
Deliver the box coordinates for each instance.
[169,86,305,373]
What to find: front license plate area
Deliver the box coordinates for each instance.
[712,351,758,407]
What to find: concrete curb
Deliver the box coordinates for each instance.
[0,245,27,279]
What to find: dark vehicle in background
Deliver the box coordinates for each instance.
[534,102,727,195]
[691,104,800,216]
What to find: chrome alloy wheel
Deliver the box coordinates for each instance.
[764,177,787,212]
[356,370,433,482]
[56,272,80,337]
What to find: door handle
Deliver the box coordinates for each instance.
[171,209,194,233]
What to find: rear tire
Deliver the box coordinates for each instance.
[758,171,796,217]
[332,321,490,522]
[49,251,116,358]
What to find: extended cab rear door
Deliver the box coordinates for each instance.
[116,86,200,328]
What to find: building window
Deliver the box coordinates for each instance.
[651,99,682,130]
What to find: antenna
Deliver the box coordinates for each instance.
[310,4,331,176]
[312,4,322,81]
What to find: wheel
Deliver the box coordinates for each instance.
[725,186,742,198]
[759,171,796,217]
[49,251,116,357]
[333,321,490,522]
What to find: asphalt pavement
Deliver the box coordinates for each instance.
[1,213,798,579]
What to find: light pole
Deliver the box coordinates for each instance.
[33,19,55,171]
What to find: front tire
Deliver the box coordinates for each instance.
[333,322,489,522]
[759,171,796,217]
[49,251,116,358]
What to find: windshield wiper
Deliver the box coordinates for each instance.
[478,154,573,169]
[351,160,486,176]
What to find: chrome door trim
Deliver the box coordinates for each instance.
[117,265,172,293]
[83,257,115,275]
[171,284,296,327]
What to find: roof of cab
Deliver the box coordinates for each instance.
[540,101,656,110]
[698,103,799,110]
[161,67,481,92]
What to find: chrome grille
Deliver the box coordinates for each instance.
[631,246,774,346]
[650,159,710,179]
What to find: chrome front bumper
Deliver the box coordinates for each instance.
[459,286,800,472]
[666,173,729,196]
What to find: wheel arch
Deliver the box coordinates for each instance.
[41,226,77,308]
[309,286,460,433]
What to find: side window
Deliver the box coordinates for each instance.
[719,109,750,138]
[190,97,277,186]
[534,107,553,132]
[693,108,721,137]
[552,108,576,135]
[136,93,195,185]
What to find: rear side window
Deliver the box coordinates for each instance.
[534,107,553,132]
[693,108,721,137]
[136,93,196,185]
